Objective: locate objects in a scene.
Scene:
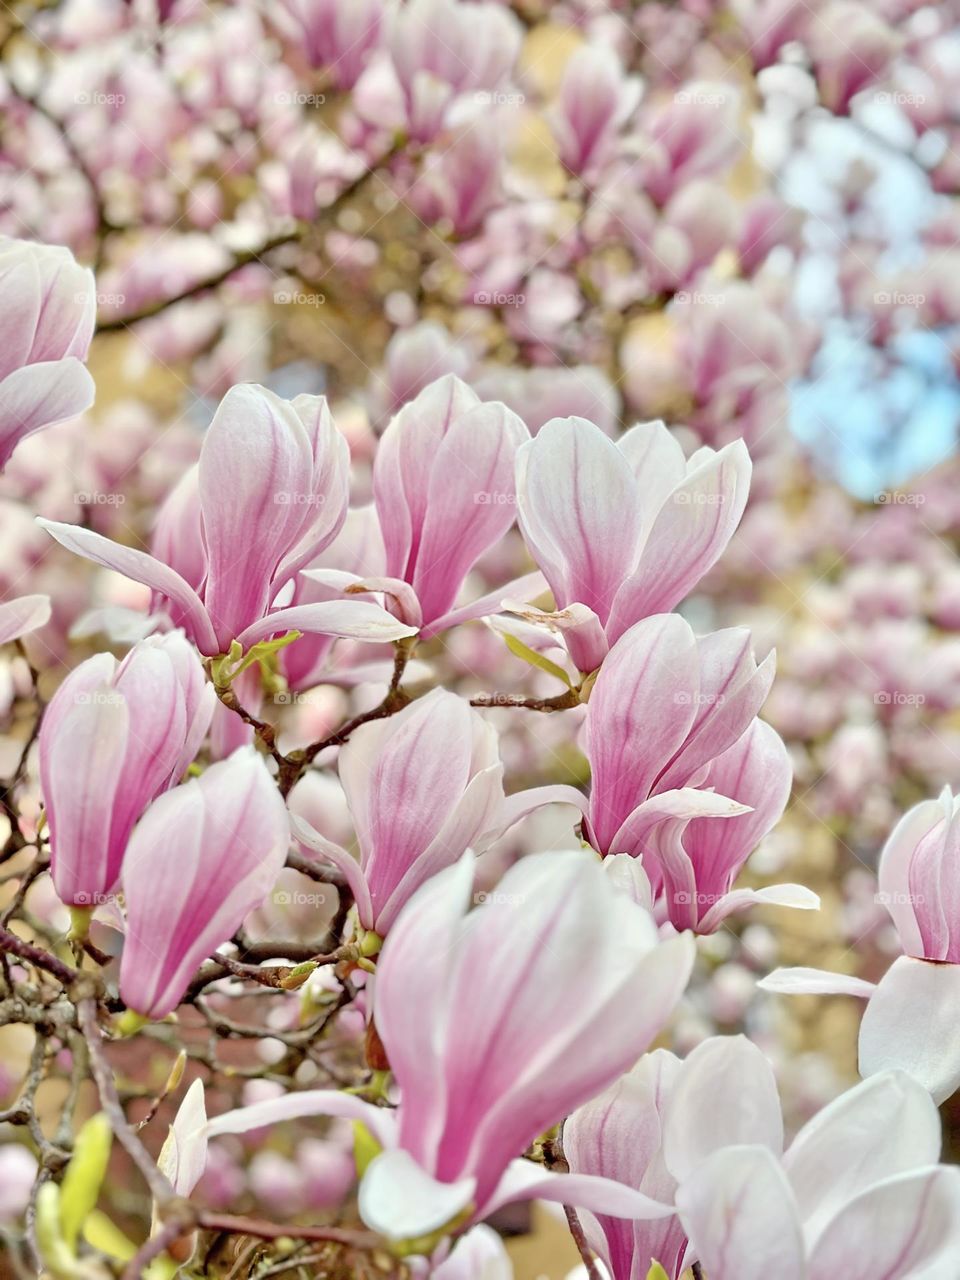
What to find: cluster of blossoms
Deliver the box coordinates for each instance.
[0,225,959,1278]
[2,0,960,1276]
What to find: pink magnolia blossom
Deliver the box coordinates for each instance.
[380,323,471,416]
[552,46,641,177]
[809,3,900,115]
[581,615,814,931]
[385,0,522,142]
[372,374,538,635]
[673,1051,960,1279]
[119,746,289,1019]
[291,687,577,935]
[761,787,960,1103]
[39,632,215,907]
[172,850,693,1248]
[565,1051,690,1280]
[642,86,741,206]
[276,0,384,88]
[0,235,96,468]
[570,1036,960,1280]
[39,383,416,656]
[514,417,751,673]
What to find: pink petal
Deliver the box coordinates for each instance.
[516,416,642,625]
[0,594,50,645]
[37,518,219,655]
[607,439,751,640]
[0,360,95,467]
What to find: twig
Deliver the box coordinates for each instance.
[196,1212,378,1249]
[0,924,78,985]
[120,1217,192,1280]
[96,142,400,332]
[470,689,581,713]
[563,1205,602,1280]
[76,996,177,1206]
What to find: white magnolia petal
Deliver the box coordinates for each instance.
[859,957,960,1105]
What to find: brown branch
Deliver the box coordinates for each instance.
[564,1206,603,1280]
[96,141,400,332]
[76,996,177,1206]
[120,1217,193,1280]
[0,924,78,985]
[469,689,581,713]
[95,231,300,331]
[196,1212,378,1249]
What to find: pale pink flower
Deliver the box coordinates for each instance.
[291,688,578,935]
[0,236,96,468]
[581,615,813,932]
[174,851,693,1249]
[762,786,960,1103]
[39,384,416,656]
[515,417,751,673]
[119,746,289,1019]
[40,632,214,906]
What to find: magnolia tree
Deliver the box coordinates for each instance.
[2,0,960,1279]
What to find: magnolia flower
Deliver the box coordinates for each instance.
[119,747,289,1019]
[40,633,214,907]
[386,0,522,141]
[369,375,539,636]
[565,1051,690,1280]
[761,786,960,1103]
[809,2,899,114]
[277,0,384,87]
[552,46,641,177]
[580,614,814,931]
[0,236,96,468]
[291,688,578,936]
[39,383,416,656]
[672,1051,960,1278]
[569,1036,960,1280]
[167,850,693,1250]
[514,417,751,673]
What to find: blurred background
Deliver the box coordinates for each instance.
[3,0,960,1273]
